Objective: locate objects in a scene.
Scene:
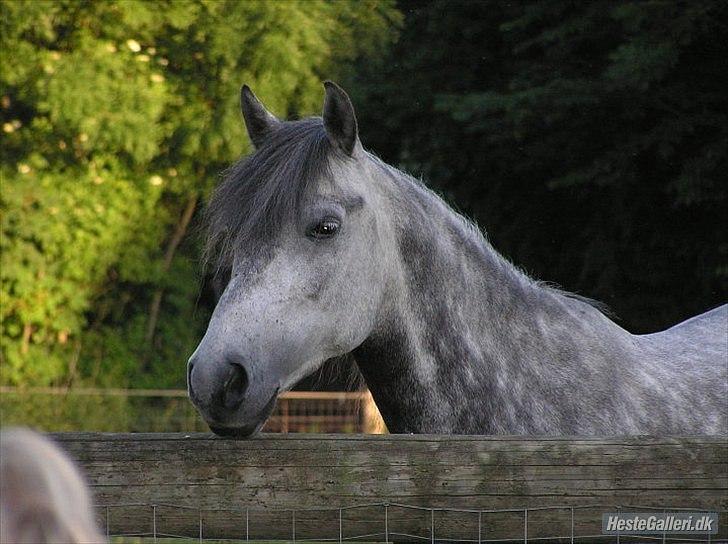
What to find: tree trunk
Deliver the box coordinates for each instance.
[144,195,198,348]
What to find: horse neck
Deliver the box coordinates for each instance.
[354,161,637,434]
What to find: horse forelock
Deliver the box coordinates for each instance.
[203,118,335,274]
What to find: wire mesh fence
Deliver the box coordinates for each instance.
[98,502,726,543]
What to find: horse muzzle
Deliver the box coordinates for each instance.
[187,355,279,438]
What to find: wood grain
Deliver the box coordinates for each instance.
[53,433,728,541]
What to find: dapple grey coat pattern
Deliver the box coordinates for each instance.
[188,82,727,437]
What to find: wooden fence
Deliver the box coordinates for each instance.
[263,391,385,434]
[54,433,728,541]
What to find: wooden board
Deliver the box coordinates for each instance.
[53,433,728,541]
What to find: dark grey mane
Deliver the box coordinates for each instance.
[204,118,335,272]
[371,156,612,318]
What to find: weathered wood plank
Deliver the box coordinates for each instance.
[53,433,728,541]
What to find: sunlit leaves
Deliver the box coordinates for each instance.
[1,0,399,386]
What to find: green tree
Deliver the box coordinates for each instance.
[1,0,400,386]
[350,0,726,332]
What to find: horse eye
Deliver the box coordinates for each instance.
[308,219,340,239]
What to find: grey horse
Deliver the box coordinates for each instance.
[188,81,727,437]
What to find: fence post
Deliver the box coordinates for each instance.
[524,508,527,543]
[385,504,389,543]
[362,390,385,434]
[198,508,203,543]
[292,509,296,543]
[339,508,343,544]
[152,504,157,544]
[246,508,249,541]
[616,506,621,544]
[431,508,435,544]
[570,507,574,544]
[478,511,482,544]
[282,397,289,433]
[105,506,110,539]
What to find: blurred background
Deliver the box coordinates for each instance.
[1,0,726,432]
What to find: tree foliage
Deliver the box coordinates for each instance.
[1,0,400,386]
[350,0,727,332]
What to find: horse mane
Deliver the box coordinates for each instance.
[537,281,614,317]
[371,155,614,319]
[204,118,613,325]
[203,118,334,274]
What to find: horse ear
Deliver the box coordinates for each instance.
[322,81,359,156]
[240,85,281,148]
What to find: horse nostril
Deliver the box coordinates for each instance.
[223,362,249,410]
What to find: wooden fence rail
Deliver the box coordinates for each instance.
[54,433,728,541]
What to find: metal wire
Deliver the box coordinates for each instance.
[97,501,725,543]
